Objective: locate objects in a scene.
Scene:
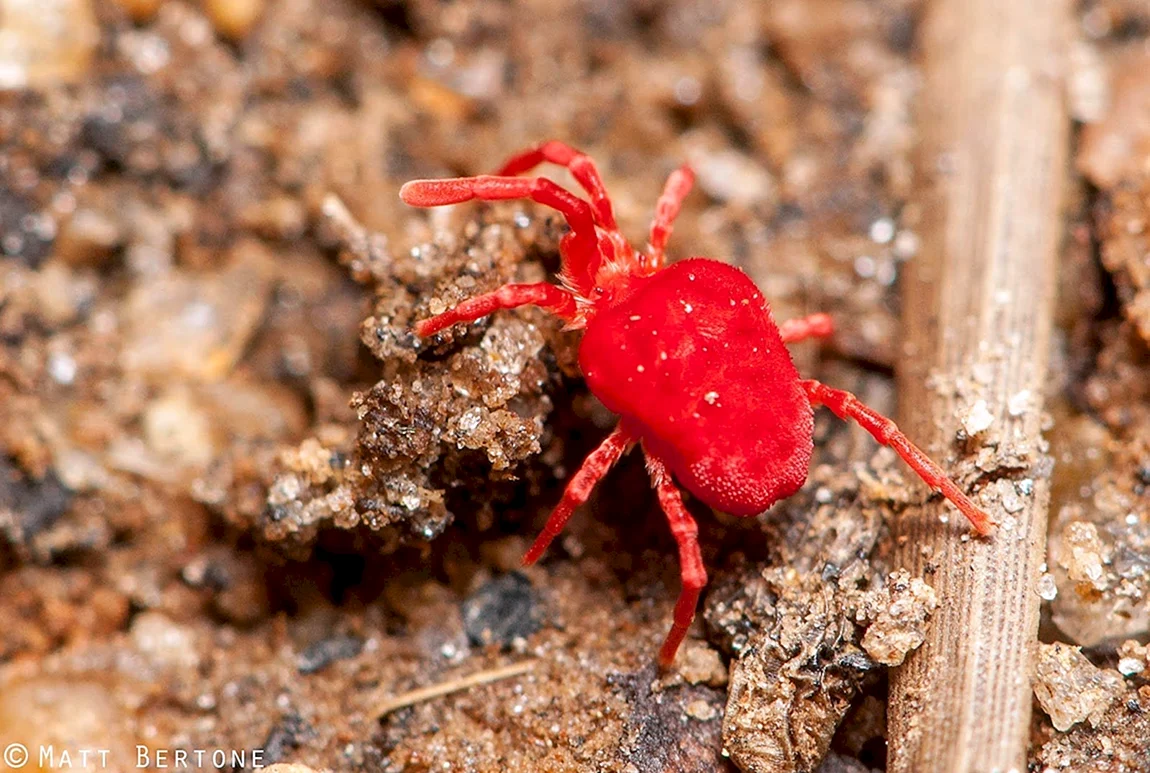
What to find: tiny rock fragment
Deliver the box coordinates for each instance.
[961,399,994,436]
[260,714,313,768]
[1033,642,1124,732]
[203,0,266,40]
[1050,512,1149,646]
[297,634,364,675]
[859,569,938,666]
[1117,657,1144,677]
[674,642,729,687]
[1036,572,1058,600]
[1007,389,1032,417]
[1056,521,1109,589]
[110,0,162,22]
[0,456,74,551]
[993,478,1026,515]
[686,143,776,206]
[32,262,97,328]
[54,208,124,268]
[121,243,273,381]
[1116,640,1148,677]
[143,389,215,472]
[461,572,541,648]
[1077,48,1150,189]
[130,611,202,672]
[0,677,136,765]
[0,0,99,90]
[684,699,717,722]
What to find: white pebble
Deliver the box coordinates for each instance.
[869,218,895,244]
[1118,657,1144,676]
[962,399,994,435]
[1007,390,1031,416]
[48,351,77,384]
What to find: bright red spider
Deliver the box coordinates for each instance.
[401,141,995,667]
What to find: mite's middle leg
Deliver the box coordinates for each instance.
[779,313,835,344]
[802,379,996,535]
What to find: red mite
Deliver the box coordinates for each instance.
[401,141,995,667]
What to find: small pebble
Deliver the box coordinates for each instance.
[860,570,938,666]
[1117,658,1144,677]
[1033,642,1123,731]
[1007,390,1031,417]
[1036,573,1058,601]
[961,399,994,436]
[131,611,201,671]
[203,0,265,40]
[297,635,364,675]
[0,677,135,763]
[461,572,541,648]
[0,0,99,90]
[47,351,78,384]
[684,699,717,722]
[868,217,895,244]
[111,0,161,22]
[1057,521,1109,589]
[892,230,919,259]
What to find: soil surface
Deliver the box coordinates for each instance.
[1,0,1148,771]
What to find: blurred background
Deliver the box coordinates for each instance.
[0,0,1148,771]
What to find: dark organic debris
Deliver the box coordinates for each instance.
[461,571,542,649]
[260,713,314,765]
[0,456,74,557]
[0,185,54,267]
[297,633,365,675]
[613,666,733,773]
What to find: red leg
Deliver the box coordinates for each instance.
[647,165,695,270]
[779,313,835,344]
[495,141,619,231]
[802,380,996,535]
[522,425,632,565]
[416,282,577,337]
[400,176,602,293]
[647,455,707,668]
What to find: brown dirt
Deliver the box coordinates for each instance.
[1,0,1148,771]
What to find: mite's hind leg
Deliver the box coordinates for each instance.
[802,379,996,535]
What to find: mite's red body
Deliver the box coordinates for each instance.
[401,141,994,668]
[581,259,812,516]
